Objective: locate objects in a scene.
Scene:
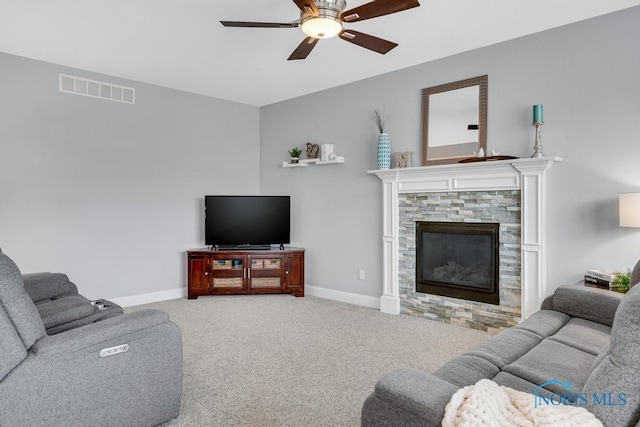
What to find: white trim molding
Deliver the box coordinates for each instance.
[306,285,380,309]
[368,157,562,320]
[111,285,379,310]
[110,287,186,308]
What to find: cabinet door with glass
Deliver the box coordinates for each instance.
[247,255,285,292]
[210,255,246,293]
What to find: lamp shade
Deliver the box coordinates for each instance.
[619,193,640,227]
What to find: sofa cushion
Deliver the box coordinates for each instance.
[582,283,640,426]
[434,355,500,389]
[502,339,595,399]
[587,344,610,378]
[35,295,96,330]
[548,317,611,356]
[0,254,47,348]
[465,328,542,368]
[0,303,27,380]
[491,372,549,395]
[514,310,570,338]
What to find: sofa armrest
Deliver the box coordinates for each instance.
[31,309,171,356]
[540,295,554,310]
[549,284,623,326]
[362,369,458,427]
[1,309,183,427]
[22,272,78,302]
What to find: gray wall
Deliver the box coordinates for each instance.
[0,53,260,300]
[260,7,640,298]
[2,6,639,305]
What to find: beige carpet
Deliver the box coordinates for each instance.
[129,295,491,426]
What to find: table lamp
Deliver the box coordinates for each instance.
[620,192,640,287]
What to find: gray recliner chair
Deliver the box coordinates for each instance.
[0,251,183,426]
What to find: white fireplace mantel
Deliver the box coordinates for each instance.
[368,157,562,320]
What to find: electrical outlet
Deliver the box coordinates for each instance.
[358,269,365,280]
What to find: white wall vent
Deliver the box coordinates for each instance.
[59,74,135,104]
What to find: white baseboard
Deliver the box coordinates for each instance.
[306,285,380,309]
[110,285,379,310]
[110,287,186,308]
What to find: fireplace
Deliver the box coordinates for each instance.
[416,222,500,304]
[369,157,561,330]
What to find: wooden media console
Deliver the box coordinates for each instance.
[187,248,305,299]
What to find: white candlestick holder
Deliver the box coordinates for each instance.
[531,122,544,158]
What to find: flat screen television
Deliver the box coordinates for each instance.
[205,195,290,249]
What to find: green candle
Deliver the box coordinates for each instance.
[533,104,543,123]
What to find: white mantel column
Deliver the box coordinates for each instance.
[379,173,401,314]
[513,160,555,319]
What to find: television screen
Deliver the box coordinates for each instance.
[205,196,290,247]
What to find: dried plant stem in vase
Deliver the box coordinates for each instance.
[371,109,391,169]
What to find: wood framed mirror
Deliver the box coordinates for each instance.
[421,75,488,166]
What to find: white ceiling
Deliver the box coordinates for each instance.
[1,0,639,106]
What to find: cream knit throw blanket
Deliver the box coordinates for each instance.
[442,379,603,427]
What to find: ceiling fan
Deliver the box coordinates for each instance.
[220,0,420,60]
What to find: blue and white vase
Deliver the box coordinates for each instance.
[377,133,391,169]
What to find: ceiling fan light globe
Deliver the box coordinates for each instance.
[301,17,342,39]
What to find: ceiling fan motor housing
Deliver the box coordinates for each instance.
[300,0,347,39]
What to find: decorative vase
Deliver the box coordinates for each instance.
[377,133,391,169]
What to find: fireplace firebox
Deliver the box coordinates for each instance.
[416,221,500,304]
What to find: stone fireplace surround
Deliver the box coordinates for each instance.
[368,157,562,325]
[400,190,521,331]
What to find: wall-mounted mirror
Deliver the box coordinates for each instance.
[421,75,488,166]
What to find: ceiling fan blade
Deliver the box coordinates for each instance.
[339,30,397,54]
[288,37,319,60]
[293,0,319,17]
[341,0,420,23]
[220,20,299,28]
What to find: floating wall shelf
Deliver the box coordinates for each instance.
[282,157,345,168]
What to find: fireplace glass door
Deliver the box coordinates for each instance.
[416,221,500,304]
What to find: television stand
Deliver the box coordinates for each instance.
[187,247,305,299]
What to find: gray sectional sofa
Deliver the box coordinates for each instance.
[0,250,183,426]
[362,283,640,427]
